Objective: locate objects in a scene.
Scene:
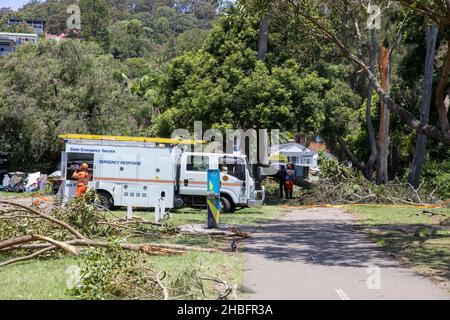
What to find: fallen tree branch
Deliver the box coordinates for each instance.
[0,234,78,255]
[337,137,365,171]
[1,238,218,267]
[1,239,217,254]
[0,200,87,240]
[199,274,232,300]
[0,246,56,267]
[0,235,35,250]
[33,235,78,255]
[155,271,169,300]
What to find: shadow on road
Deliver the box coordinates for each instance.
[243,218,399,268]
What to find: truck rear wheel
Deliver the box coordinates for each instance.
[97,191,114,211]
[220,196,232,213]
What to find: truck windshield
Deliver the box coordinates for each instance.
[219,157,246,181]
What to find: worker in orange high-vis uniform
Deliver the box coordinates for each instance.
[284,164,295,199]
[72,162,91,197]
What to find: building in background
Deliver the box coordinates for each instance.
[7,18,46,34]
[268,142,319,179]
[269,143,318,168]
[0,32,38,57]
[0,38,16,56]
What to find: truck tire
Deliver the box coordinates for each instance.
[97,191,114,211]
[220,196,231,213]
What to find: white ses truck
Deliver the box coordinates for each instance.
[59,134,265,212]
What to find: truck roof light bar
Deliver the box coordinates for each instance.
[59,134,205,145]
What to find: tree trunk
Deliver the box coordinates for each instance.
[337,137,365,171]
[408,25,438,188]
[435,38,450,133]
[376,41,391,185]
[365,29,378,181]
[257,15,269,61]
[295,10,450,145]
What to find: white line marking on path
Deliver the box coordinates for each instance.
[335,288,350,300]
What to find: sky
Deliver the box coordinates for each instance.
[0,0,33,10]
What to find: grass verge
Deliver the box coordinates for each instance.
[347,205,450,288]
[109,204,284,227]
[0,204,283,300]
[0,253,245,300]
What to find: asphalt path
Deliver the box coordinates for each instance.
[242,207,449,300]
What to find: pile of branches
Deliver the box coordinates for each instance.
[0,193,246,300]
[0,189,250,268]
[0,199,218,267]
[295,158,446,206]
[296,177,443,206]
[70,244,234,300]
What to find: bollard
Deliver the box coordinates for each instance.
[127,205,133,220]
[207,169,221,229]
[156,196,165,223]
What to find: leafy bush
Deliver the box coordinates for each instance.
[318,151,357,181]
[420,161,450,199]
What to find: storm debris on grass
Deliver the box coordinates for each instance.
[0,190,251,267]
[70,243,234,300]
[0,191,244,299]
[265,156,450,206]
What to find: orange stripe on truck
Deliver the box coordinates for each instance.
[186,181,242,187]
[95,177,242,187]
[95,177,175,184]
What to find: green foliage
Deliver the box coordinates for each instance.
[109,19,154,60]
[70,241,231,300]
[148,9,359,137]
[69,241,160,300]
[164,28,210,60]
[298,153,442,205]
[317,152,354,181]
[420,161,450,199]
[56,190,112,237]
[0,40,147,171]
[80,0,112,50]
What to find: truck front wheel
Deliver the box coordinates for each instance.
[220,196,232,213]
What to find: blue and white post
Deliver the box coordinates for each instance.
[207,169,221,229]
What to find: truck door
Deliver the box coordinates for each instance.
[179,154,210,195]
[218,156,247,203]
[61,152,77,201]
[61,152,94,202]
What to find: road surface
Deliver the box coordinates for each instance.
[242,207,449,300]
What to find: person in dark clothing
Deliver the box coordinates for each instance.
[277,165,287,198]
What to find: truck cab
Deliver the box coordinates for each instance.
[178,152,264,212]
